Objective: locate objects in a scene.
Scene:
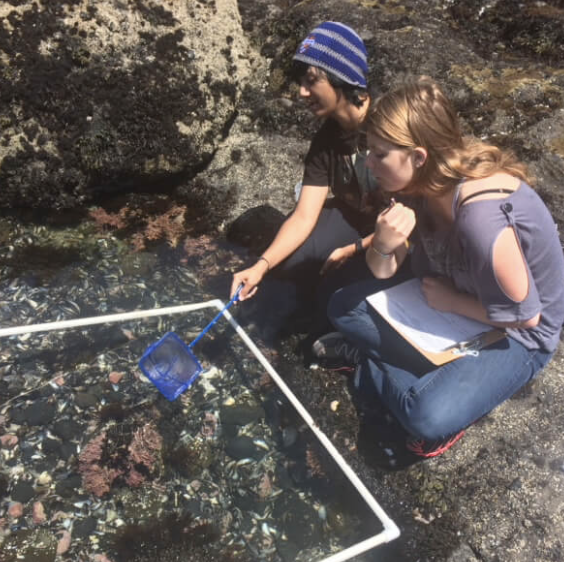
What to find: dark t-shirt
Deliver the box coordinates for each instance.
[302,118,383,234]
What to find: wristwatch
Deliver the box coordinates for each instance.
[355,238,364,254]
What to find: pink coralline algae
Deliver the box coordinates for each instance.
[128,424,163,469]
[79,432,106,464]
[124,467,146,487]
[79,423,163,497]
[80,464,122,498]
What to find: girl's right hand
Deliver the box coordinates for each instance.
[372,202,416,254]
[231,260,269,301]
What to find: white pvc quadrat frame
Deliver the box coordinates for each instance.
[0,298,400,562]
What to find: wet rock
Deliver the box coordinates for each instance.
[60,442,78,460]
[20,442,38,463]
[225,435,263,461]
[11,401,56,426]
[0,472,9,498]
[277,541,300,562]
[41,438,62,457]
[281,426,298,448]
[74,392,99,409]
[220,403,266,428]
[449,0,564,63]
[55,474,82,499]
[73,516,97,539]
[52,419,82,441]
[232,492,262,513]
[11,481,36,503]
[226,205,286,255]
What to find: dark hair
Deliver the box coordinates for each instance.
[290,61,368,108]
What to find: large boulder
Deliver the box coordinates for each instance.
[0,0,263,208]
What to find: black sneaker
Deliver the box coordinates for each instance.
[311,332,361,371]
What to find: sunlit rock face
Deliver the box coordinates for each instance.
[1,0,564,231]
[0,0,262,208]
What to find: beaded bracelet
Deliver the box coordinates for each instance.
[257,256,270,270]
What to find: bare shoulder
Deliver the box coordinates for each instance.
[460,173,521,205]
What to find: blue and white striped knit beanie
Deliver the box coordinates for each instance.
[293,21,368,89]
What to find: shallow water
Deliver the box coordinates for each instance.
[0,217,383,562]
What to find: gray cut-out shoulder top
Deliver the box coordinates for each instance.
[411,181,564,352]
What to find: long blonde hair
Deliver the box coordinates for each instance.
[367,76,533,196]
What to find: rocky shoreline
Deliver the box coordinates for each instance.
[1,0,564,561]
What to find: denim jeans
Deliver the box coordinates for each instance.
[328,279,554,441]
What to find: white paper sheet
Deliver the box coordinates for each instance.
[366,278,492,353]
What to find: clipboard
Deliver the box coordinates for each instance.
[366,278,506,365]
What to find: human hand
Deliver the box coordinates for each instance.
[421,276,460,312]
[230,261,268,301]
[372,202,416,255]
[320,245,354,275]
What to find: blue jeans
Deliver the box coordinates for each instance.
[328,280,554,441]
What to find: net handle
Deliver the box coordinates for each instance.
[188,285,242,349]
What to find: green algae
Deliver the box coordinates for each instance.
[451,65,563,101]
[549,135,564,159]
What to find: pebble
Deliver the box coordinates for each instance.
[8,502,23,518]
[0,434,18,448]
[32,501,47,524]
[37,471,53,486]
[108,371,124,384]
[56,529,72,554]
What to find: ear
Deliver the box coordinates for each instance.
[413,147,428,168]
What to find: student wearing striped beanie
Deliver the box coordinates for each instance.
[231,22,404,349]
[293,21,368,90]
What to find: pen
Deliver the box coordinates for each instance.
[382,197,396,214]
